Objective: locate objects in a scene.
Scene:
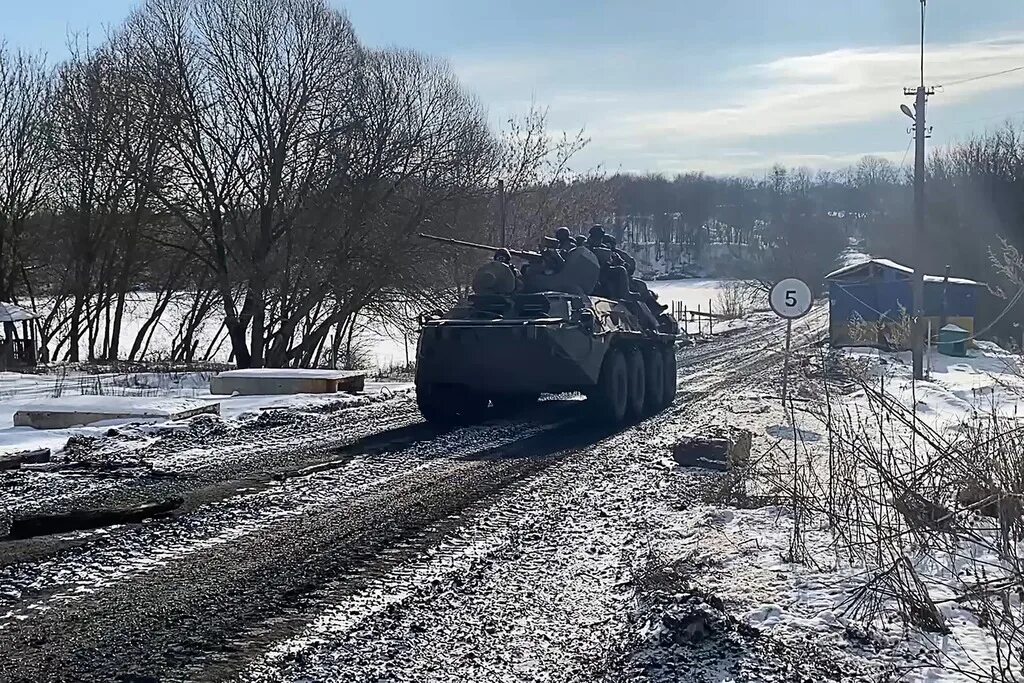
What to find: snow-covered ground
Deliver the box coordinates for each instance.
[648,338,1024,680]
[645,278,742,335]
[0,369,411,460]
[843,341,1024,429]
[37,292,414,372]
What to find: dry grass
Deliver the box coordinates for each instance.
[743,345,1024,681]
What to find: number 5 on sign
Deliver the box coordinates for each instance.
[769,277,812,407]
[770,278,812,319]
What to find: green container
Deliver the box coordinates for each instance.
[938,323,968,357]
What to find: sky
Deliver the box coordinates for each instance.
[4,0,1024,176]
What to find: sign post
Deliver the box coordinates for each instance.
[769,278,813,407]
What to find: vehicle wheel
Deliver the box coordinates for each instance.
[491,393,539,415]
[662,344,678,406]
[417,382,487,425]
[624,346,646,422]
[416,381,454,424]
[590,347,628,424]
[642,346,665,415]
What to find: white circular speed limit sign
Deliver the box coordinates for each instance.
[769,278,812,319]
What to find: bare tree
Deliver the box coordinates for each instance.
[0,45,51,301]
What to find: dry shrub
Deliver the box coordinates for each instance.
[714,280,759,320]
[746,345,1024,681]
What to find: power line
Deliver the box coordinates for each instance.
[899,136,914,167]
[939,65,1024,88]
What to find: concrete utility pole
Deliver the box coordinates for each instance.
[903,0,935,381]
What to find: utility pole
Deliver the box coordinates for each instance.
[497,179,507,247]
[903,0,935,381]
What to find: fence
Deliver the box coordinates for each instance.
[669,299,716,336]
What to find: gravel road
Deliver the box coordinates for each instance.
[0,311,871,682]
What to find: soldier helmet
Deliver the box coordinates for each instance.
[589,225,605,239]
[555,227,572,242]
[493,248,511,264]
[601,234,617,247]
[541,236,560,249]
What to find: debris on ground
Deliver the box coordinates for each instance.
[670,426,752,471]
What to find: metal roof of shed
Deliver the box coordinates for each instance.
[824,258,984,286]
[0,302,39,322]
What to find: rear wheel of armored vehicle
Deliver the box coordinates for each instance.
[417,382,488,425]
[662,344,678,406]
[589,347,629,424]
[624,346,646,422]
[491,393,540,415]
[642,346,666,415]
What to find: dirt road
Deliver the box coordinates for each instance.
[0,312,867,682]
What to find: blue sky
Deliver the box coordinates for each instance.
[5,0,1024,175]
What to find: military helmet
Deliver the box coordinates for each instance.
[554,227,572,242]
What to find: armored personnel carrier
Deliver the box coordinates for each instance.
[414,233,678,426]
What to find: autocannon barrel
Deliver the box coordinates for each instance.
[417,233,540,260]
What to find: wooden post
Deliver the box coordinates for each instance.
[683,305,688,334]
[926,319,932,378]
[708,298,713,336]
[498,179,507,247]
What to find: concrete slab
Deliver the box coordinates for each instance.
[209,369,366,396]
[13,397,220,430]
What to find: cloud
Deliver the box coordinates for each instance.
[452,33,1024,174]
[616,33,1024,143]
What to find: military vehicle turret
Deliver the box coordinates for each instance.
[414,232,679,426]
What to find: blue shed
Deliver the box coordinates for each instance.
[825,258,983,349]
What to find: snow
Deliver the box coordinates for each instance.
[12,395,213,417]
[0,302,39,322]
[645,278,727,310]
[645,278,739,335]
[0,369,411,459]
[213,368,363,380]
[841,341,1024,428]
[38,292,414,372]
[656,503,1010,681]
[646,337,1024,679]
[825,258,984,286]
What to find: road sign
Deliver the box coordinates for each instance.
[769,278,812,319]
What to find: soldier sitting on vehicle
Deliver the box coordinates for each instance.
[493,247,511,264]
[601,234,636,277]
[554,227,576,253]
[492,247,521,284]
[590,235,630,299]
[540,236,565,274]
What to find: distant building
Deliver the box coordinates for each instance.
[824,258,984,349]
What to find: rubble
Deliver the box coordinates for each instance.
[670,426,752,471]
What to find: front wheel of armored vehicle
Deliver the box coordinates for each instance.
[589,347,629,424]
[662,344,678,406]
[624,346,646,422]
[642,346,666,415]
[417,382,488,425]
